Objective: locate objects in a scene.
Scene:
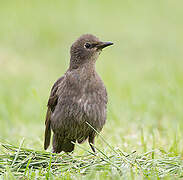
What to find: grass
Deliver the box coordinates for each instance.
[0,0,183,179]
[1,138,183,179]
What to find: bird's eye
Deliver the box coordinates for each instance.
[84,43,91,49]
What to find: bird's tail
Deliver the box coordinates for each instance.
[44,109,51,150]
[62,140,75,152]
[52,135,76,153]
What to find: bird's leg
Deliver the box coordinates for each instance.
[89,135,96,153]
[89,143,96,153]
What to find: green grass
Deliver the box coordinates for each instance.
[0,0,183,179]
[1,138,183,179]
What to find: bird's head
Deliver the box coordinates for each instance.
[69,34,113,69]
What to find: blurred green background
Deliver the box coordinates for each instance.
[0,0,183,155]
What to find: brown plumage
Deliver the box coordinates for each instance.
[44,34,113,153]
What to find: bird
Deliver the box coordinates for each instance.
[44,34,113,153]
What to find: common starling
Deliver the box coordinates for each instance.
[44,34,113,153]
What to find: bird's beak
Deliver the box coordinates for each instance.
[96,42,113,50]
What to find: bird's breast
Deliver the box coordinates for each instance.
[53,71,107,130]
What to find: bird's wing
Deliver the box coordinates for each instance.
[44,76,64,150]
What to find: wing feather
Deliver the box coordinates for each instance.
[44,76,64,150]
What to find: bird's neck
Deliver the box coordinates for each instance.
[69,59,96,74]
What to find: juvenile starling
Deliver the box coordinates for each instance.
[44,34,113,153]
